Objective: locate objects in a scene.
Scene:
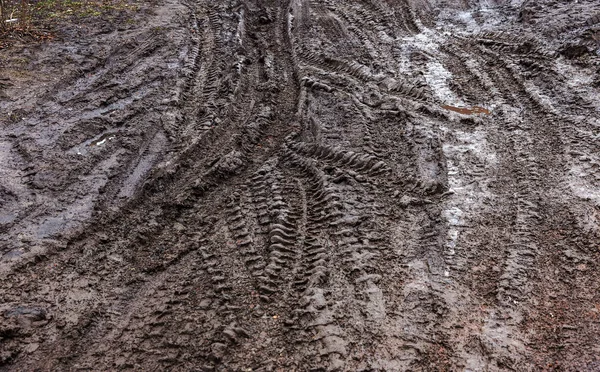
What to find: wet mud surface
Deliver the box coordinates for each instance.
[1,0,600,370]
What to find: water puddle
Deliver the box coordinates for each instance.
[2,249,23,261]
[0,211,17,224]
[442,105,490,115]
[425,61,458,103]
[90,132,116,147]
[67,131,118,155]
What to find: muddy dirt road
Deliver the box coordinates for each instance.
[1,0,600,370]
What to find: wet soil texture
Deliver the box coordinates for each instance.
[1,0,600,370]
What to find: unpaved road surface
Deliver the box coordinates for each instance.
[1,0,600,370]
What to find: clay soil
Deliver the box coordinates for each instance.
[1,0,600,370]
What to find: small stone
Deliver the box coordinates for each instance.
[25,343,39,354]
[198,299,212,309]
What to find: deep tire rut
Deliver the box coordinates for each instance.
[1,0,600,370]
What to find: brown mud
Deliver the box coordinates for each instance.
[1,0,600,370]
[441,105,490,115]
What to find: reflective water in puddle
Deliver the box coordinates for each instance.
[90,132,116,147]
[2,249,23,260]
[442,105,490,115]
[67,131,118,155]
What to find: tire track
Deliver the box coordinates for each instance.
[2,0,600,370]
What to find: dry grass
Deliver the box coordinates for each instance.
[0,0,139,48]
[1,0,39,32]
[1,1,30,31]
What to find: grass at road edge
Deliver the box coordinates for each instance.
[0,0,141,48]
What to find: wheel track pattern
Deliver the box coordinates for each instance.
[281,147,347,368]
[3,0,600,370]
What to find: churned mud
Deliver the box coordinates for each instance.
[1,0,600,370]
